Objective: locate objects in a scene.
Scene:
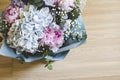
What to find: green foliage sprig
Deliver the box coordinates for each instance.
[68,8,80,21]
[22,0,44,9]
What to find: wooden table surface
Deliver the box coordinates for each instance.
[0,0,120,80]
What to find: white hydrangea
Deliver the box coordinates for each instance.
[7,20,44,53]
[7,5,53,53]
[21,5,53,28]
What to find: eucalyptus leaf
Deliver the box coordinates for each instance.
[47,64,53,70]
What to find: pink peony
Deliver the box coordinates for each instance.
[43,0,75,12]
[54,0,75,12]
[3,4,20,24]
[39,24,64,52]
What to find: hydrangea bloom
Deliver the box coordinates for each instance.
[7,20,44,53]
[7,5,54,53]
[21,5,53,28]
[39,23,64,52]
[3,4,20,23]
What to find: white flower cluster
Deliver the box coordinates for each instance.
[7,5,53,53]
[70,17,83,40]
[21,5,53,28]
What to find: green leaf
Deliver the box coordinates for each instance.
[47,64,53,70]
[44,59,53,70]
[16,56,25,64]
[27,0,44,9]
[68,8,80,20]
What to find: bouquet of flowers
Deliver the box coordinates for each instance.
[0,0,87,69]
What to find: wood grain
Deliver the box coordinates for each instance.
[0,0,120,80]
